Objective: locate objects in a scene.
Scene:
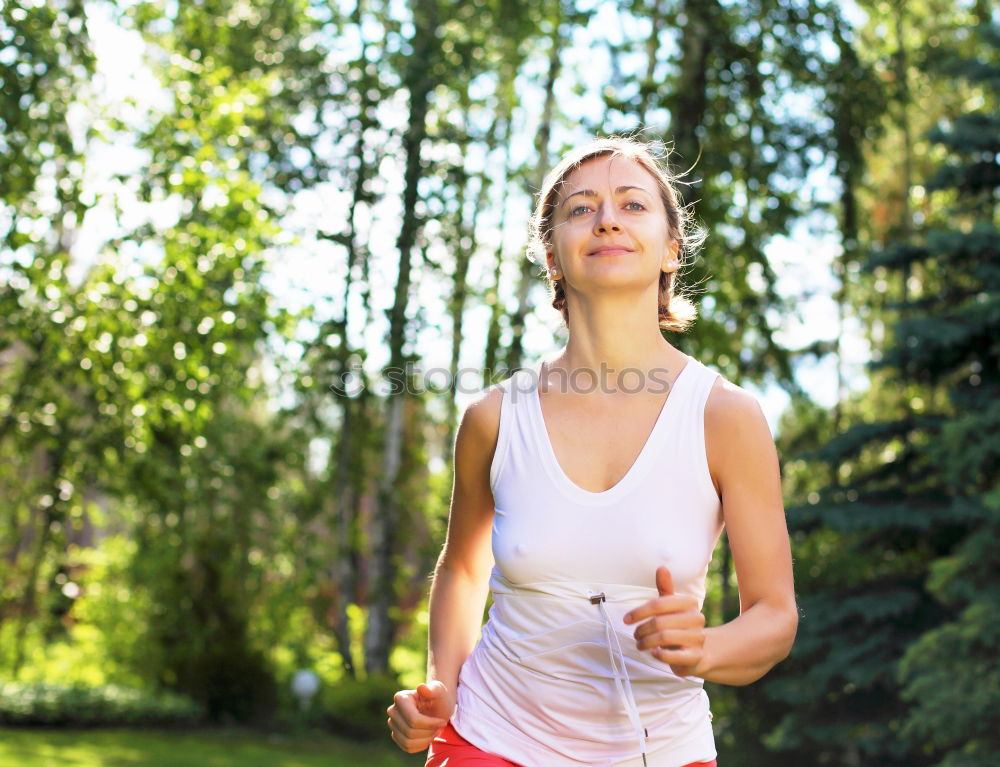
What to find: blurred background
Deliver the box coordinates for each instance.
[0,0,997,765]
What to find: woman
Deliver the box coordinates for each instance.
[387,135,798,766]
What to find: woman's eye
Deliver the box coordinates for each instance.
[569,200,644,216]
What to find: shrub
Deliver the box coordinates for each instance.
[0,682,205,727]
[321,675,402,742]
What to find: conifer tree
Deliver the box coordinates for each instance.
[767,20,999,766]
[892,22,1000,767]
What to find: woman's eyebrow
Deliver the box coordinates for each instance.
[560,185,652,207]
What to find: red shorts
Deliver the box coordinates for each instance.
[425,721,718,766]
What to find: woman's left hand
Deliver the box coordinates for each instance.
[624,565,708,677]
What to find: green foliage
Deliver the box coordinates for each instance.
[767,19,1000,766]
[0,0,99,690]
[2,0,994,757]
[897,509,1000,762]
[389,600,430,692]
[0,534,149,690]
[59,535,150,687]
[899,581,1000,748]
[0,682,204,727]
[889,27,1000,766]
[0,0,94,215]
[321,675,403,743]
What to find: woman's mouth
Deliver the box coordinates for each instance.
[589,247,634,256]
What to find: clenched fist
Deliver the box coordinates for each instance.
[387,680,455,753]
[624,565,708,677]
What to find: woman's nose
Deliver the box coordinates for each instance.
[595,203,622,232]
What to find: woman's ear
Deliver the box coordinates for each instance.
[662,241,680,272]
[546,251,561,278]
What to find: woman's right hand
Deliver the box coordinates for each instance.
[387,680,455,753]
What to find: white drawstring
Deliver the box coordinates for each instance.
[589,592,647,766]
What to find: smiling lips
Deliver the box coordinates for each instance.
[589,245,634,256]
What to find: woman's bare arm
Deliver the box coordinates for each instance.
[388,385,501,752]
[426,385,503,692]
[698,379,798,684]
[386,387,503,753]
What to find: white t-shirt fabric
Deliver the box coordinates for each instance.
[451,355,725,767]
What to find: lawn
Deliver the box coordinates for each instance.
[0,727,425,767]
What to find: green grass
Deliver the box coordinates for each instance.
[0,727,426,767]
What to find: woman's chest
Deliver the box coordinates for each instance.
[491,495,721,591]
[538,391,671,494]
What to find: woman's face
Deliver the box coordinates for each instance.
[546,154,678,293]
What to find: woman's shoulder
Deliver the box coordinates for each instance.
[461,381,504,431]
[700,366,776,482]
[700,366,767,432]
[455,371,521,457]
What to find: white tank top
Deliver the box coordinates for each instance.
[451,354,725,767]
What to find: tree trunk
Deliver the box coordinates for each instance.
[830,13,863,477]
[670,0,714,177]
[484,114,513,388]
[364,0,438,675]
[321,0,389,679]
[506,26,561,371]
[893,0,913,385]
[444,114,499,457]
[637,0,666,123]
[444,165,471,459]
[11,447,63,676]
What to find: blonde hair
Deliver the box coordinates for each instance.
[526,135,704,333]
